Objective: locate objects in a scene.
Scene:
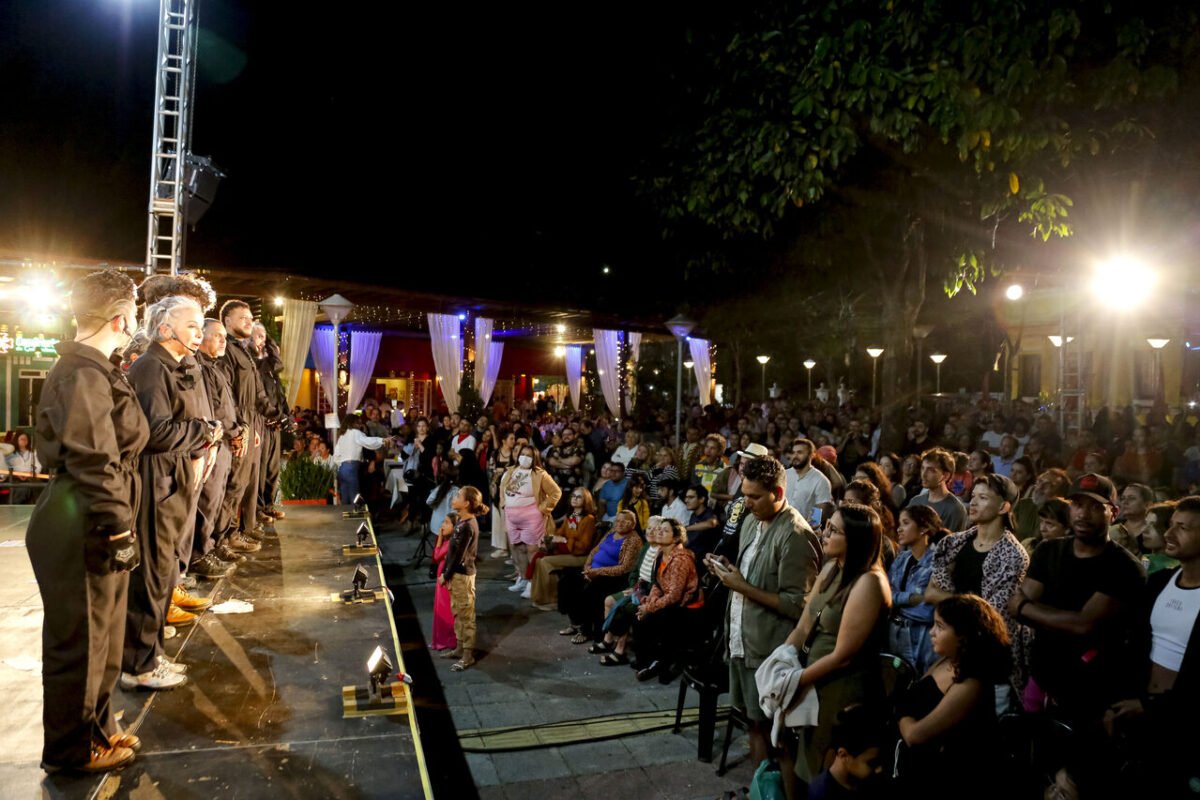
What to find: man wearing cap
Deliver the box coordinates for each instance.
[785,438,832,524]
[1009,473,1146,723]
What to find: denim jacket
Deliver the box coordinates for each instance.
[888,547,935,624]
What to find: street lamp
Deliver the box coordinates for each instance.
[866,348,884,407]
[319,293,354,447]
[913,324,934,405]
[1148,338,1170,403]
[756,355,771,404]
[929,353,947,396]
[1047,336,1075,348]
[803,359,816,400]
[1004,284,1025,301]
[1091,255,1156,309]
[683,360,694,399]
[665,315,696,448]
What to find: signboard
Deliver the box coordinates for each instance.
[0,332,59,356]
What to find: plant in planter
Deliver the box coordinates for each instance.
[280,457,336,504]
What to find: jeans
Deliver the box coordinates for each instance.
[337,461,360,506]
[888,618,935,674]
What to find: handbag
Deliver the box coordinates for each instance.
[749,759,785,800]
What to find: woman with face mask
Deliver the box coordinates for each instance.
[27,270,150,773]
[498,445,562,594]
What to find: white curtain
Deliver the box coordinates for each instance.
[689,337,712,406]
[427,313,463,413]
[280,299,317,408]
[565,345,583,412]
[309,326,338,412]
[474,318,493,393]
[624,332,642,415]
[480,342,503,407]
[593,328,622,418]
[347,330,382,413]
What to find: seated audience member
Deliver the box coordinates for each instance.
[926,474,1027,712]
[887,505,948,674]
[906,448,967,532]
[692,434,727,493]
[593,516,662,661]
[1008,473,1145,724]
[806,704,888,800]
[1138,501,1181,574]
[1020,497,1070,556]
[625,518,701,680]
[895,595,1011,799]
[559,509,641,644]
[7,431,42,504]
[646,445,680,512]
[813,445,847,501]
[618,474,651,533]
[683,483,720,561]
[785,503,891,787]
[595,461,628,523]
[659,478,690,524]
[1012,467,1070,541]
[528,487,598,608]
[707,456,822,784]
[1104,496,1200,798]
[1108,482,1154,557]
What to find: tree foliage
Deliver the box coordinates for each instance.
[642,0,1196,294]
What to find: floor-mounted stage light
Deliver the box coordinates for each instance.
[342,646,411,718]
[332,561,385,604]
[352,563,369,598]
[343,520,378,556]
[343,493,370,520]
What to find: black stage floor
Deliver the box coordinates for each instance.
[0,505,431,799]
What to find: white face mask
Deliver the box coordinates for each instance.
[518,455,533,469]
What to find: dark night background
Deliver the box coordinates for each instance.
[0,1,705,314]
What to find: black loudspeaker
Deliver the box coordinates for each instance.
[183,154,227,227]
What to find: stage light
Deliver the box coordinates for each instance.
[553,346,564,357]
[684,360,694,369]
[1004,284,1024,301]
[352,563,369,598]
[356,522,370,548]
[458,313,466,321]
[274,296,284,307]
[1090,255,1155,309]
[555,323,566,333]
[367,646,393,693]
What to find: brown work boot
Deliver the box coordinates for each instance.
[172,586,212,611]
[43,741,135,773]
[109,732,141,751]
[266,507,286,520]
[166,605,197,626]
[226,532,261,553]
[214,544,248,564]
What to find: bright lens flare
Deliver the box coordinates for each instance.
[1004,284,1024,301]
[1090,256,1155,309]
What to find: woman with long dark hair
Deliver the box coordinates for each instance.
[786,502,892,785]
[895,594,1011,797]
[486,428,518,559]
[887,505,950,675]
[440,486,489,671]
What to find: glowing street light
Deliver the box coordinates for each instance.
[756,355,771,403]
[1090,255,1156,309]
[1004,284,1025,301]
[1047,336,1075,348]
[866,348,884,407]
[553,345,565,357]
[273,296,284,308]
[1148,338,1170,403]
[929,353,947,396]
[804,359,816,400]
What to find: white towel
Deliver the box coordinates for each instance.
[755,642,821,747]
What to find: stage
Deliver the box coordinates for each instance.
[0,504,432,799]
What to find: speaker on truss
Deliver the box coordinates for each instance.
[183,154,227,227]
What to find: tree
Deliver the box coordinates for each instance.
[641,0,1196,444]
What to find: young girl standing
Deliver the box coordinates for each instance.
[430,512,460,653]
[439,486,489,671]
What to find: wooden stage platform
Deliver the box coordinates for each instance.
[0,504,432,799]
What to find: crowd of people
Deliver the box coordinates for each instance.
[26,271,291,773]
[330,389,1198,798]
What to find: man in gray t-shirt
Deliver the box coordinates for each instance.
[906,447,967,531]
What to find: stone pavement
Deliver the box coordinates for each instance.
[377,516,758,800]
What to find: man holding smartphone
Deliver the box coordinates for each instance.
[706,456,823,778]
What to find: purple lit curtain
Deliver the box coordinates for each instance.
[593,329,622,418]
[280,299,318,408]
[427,313,463,413]
[475,318,504,407]
[347,330,382,413]
[688,337,712,406]
[309,325,338,412]
[565,345,583,411]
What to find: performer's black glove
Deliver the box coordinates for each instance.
[85,531,140,575]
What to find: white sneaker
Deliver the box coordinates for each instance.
[120,661,188,691]
[157,655,187,675]
[520,583,532,599]
[163,625,177,640]
[506,579,523,592]
[504,559,514,566]
[489,549,508,559]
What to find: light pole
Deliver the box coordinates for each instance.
[913,324,933,407]
[683,359,694,400]
[756,355,770,404]
[1148,338,1170,404]
[666,315,695,448]
[319,293,355,447]
[929,353,947,396]
[866,348,884,407]
[804,359,816,400]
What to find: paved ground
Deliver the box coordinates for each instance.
[377,515,758,800]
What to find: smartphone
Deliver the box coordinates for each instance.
[809,506,824,530]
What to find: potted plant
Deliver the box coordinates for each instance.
[279,457,336,505]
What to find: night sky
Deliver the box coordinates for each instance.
[0,1,699,314]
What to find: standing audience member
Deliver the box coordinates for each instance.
[7,431,42,504]
[430,511,460,653]
[333,416,386,507]
[786,503,892,788]
[906,448,967,532]
[707,456,822,785]
[28,270,148,772]
[1012,467,1070,541]
[1009,473,1145,724]
[887,505,947,674]
[1108,483,1153,557]
[786,438,834,523]
[498,444,562,595]
[440,487,487,671]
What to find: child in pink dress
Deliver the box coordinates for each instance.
[430,512,459,652]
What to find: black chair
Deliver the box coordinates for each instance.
[878,652,917,707]
[673,660,730,764]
